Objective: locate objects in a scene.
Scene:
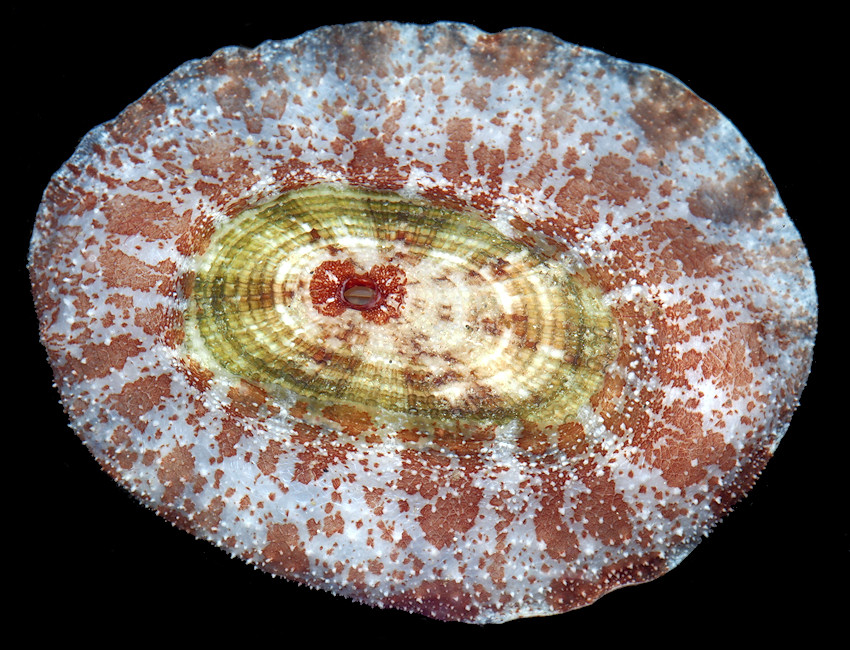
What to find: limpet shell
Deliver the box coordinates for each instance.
[29,22,816,623]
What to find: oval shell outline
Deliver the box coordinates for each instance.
[31,21,814,624]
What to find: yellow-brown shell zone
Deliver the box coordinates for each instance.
[185,185,618,432]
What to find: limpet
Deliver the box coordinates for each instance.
[29,22,816,623]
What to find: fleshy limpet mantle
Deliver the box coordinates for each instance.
[29,22,816,623]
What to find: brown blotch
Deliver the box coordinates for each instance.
[215,78,263,134]
[126,177,162,192]
[323,511,345,537]
[710,442,771,515]
[687,165,776,226]
[215,417,250,458]
[261,89,289,119]
[321,22,400,80]
[629,70,717,152]
[472,142,506,204]
[470,30,558,80]
[180,359,214,393]
[648,218,730,280]
[430,424,496,455]
[553,167,599,230]
[42,182,97,218]
[514,153,557,194]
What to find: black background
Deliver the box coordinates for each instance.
[11,4,842,642]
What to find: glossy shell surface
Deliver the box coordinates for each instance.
[29,22,816,623]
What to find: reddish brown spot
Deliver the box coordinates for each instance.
[258,440,284,476]
[699,323,768,397]
[336,114,355,140]
[103,194,189,241]
[292,438,356,485]
[590,153,648,206]
[65,334,144,380]
[710,442,772,515]
[99,249,175,293]
[109,94,166,147]
[553,167,599,229]
[193,496,225,533]
[516,421,549,454]
[514,153,557,194]
[108,374,172,431]
[557,421,588,455]
[225,381,268,419]
[126,177,162,192]
[439,117,473,185]
[157,445,198,505]
[547,553,666,613]
[648,218,729,280]
[385,579,480,623]
[262,523,310,574]
[507,124,523,161]
[186,134,260,203]
[216,417,250,458]
[134,305,169,336]
[534,487,580,562]
[348,138,406,189]
[42,183,97,219]
[261,89,288,119]
[396,450,448,501]
[573,466,634,545]
[321,404,374,436]
[180,359,214,393]
[363,487,386,515]
[471,142,506,207]
[323,511,345,537]
[417,485,483,550]
[461,79,491,111]
[310,258,406,324]
[321,22,399,80]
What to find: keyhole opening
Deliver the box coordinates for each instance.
[340,277,381,310]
